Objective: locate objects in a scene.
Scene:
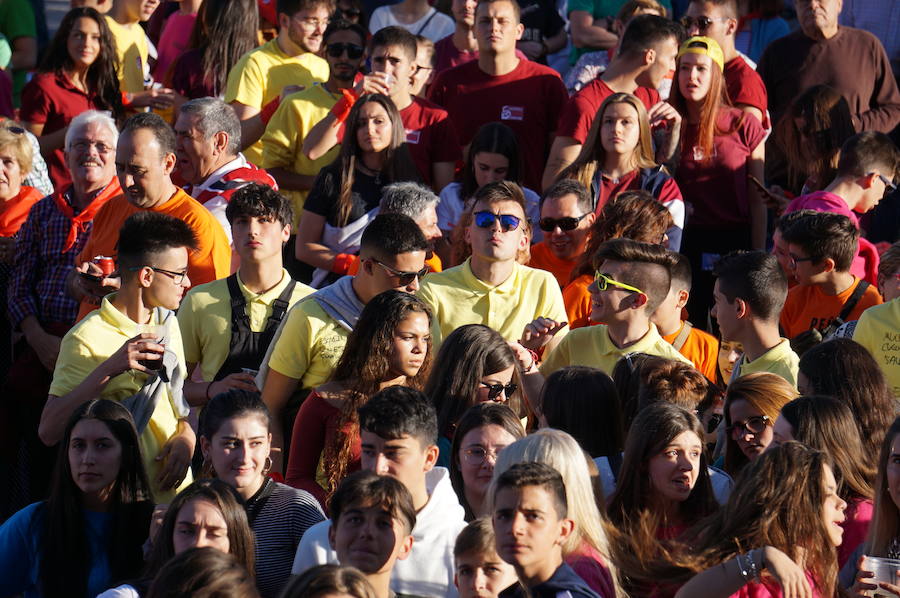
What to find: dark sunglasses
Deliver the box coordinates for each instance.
[326,42,364,59]
[481,381,518,401]
[473,211,522,232]
[705,412,723,435]
[369,258,429,286]
[538,213,588,232]
[726,415,770,439]
[679,15,724,30]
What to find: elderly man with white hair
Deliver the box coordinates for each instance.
[174,97,277,244]
[379,181,444,271]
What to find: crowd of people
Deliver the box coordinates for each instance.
[0,0,899,595]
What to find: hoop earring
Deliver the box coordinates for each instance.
[262,456,273,477]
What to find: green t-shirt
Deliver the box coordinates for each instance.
[0,0,35,106]
[567,0,671,64]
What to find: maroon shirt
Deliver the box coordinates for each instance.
[432,34,528,76]
[724,56,769,128]
[170,48,220,99]
[20,71,102,189]
[557,78,660,144]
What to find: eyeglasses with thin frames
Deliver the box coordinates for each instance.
[129,265,189,285]
[461,445,508,466]
[787,252,817,269]
[726,415,770,439]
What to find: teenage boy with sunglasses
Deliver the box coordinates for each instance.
[417,181,569,353]
[527,180,596,288]
[259,213,429,473]
[540,238,690,376]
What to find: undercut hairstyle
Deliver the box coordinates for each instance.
[330,470,417,534]
[618,14,684,57]
[281,565,378,598]
[116,212,198,277]
[359,213,429,259]
[121,112,177,157]
[277,0,334,18]
[593,238,678,313]
[370,25,418,61]
[637,359,711,412]
[145,547,258,598]
[669,251,692,292]
[878,241,900,281]
[379,182,438,220]
[690,0,738,18]
[323,17,366,46]
[226,183,294,229]
[836,131,900,180]
[540,179,592,215]
[780,211,858,272]
[65,109,118,151]
[539,366,623,458]
[199,389,271,442]
[179,97,241,155]
[358,385,438,447]
[494,461,568,518]
[476,0,521,23]
[454,517,498,558]
[713,251,787,322]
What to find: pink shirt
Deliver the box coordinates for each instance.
[153,11,197,82]
[838,497,874,568]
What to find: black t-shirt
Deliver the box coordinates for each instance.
[304,163,384,227]
[519,0,565,43]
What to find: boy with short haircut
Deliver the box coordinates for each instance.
[779,211,882,339]
[540,238,691,376]
[329,470,421,598]
[293,386,466,597]
[652,252,719,381]
[711,251,799,386]
[492,462,599,598]
[454,518,519,598]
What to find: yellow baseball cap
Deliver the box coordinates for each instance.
[677,36,725,71]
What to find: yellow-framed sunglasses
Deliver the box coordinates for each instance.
[593,271,644,295]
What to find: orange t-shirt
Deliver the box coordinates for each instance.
[346,251,443,276]
[563,273,594,330]
[528,241,576,288]
[780,277,883,338]
[77,187,231,319]
[661,322,719,382]
[0,186,43,236]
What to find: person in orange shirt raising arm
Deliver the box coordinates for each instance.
[68,112,231,320]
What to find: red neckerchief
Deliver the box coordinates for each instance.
[51,177,122,252]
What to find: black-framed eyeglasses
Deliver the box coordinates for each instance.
[326,42,364,59]
[875,172,897,195]
[369,258,429,286]
[680,15,729,30]
[461,445,507,465]
[473,211,522,232]
[788,252,817,269]
[480,381,517,401]
[538,213,589,232]
[726,415,770,439]
[129,265,189,284]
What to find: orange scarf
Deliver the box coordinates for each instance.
[0,186,43,237]
[51,178,122,252]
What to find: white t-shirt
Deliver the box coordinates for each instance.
[369,5,455,42]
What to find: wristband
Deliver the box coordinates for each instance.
[121,91,133,107]
[329,88,359,123]
[260,96,281,125]
[332,253,355,275]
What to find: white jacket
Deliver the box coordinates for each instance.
[292,467,466,597]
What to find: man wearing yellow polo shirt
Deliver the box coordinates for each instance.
[540,238,691,376]
[178,184,314,406]
[42,212,198,503]
[259,213,430,473]
[417,181,568,349]
[226,0,334,164]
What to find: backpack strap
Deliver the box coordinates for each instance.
[672,321,693,352]
[838,280,870,323]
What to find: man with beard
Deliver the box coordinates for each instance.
[225,0,334,164]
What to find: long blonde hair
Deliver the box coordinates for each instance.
[488,429,626,598]
[560,93,657,192]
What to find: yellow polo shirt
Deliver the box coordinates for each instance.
[225,39,329,164]
[731,338,799,387]
[417,258,569,346]
[540,323,691,377]
[261,83,341,227]
[49,295,192,502]
[105,16,148,94]
[265,295,350,390]
[854,299,900,396]
[178,270,314,382]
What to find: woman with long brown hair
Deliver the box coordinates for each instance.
[285,290,433,506]
[296,94,420,287]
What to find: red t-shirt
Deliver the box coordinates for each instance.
[676,108,766,230]
[724,56,769,128]
[432,35,529,76]
[401,96,462,185]
[557,79,661,144]
[428,59,568,191]
[21,72,104,190]
[594,168,683,212]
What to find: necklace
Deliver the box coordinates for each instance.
[357,162,382,185]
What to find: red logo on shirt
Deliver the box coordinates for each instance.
[405,129,421,144]
[500,106,524,121]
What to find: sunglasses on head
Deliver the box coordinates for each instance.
[538,213,589,232]
[481,381,518,401]
[326,42,364,59]
[726,415,770,439]
[473,211,522,232]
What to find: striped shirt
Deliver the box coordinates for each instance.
[247,478,325,598]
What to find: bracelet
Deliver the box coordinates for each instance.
[735,553,751,582]
[332,252,355,275]
[205,381,214,401]
[121,91,133,107]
